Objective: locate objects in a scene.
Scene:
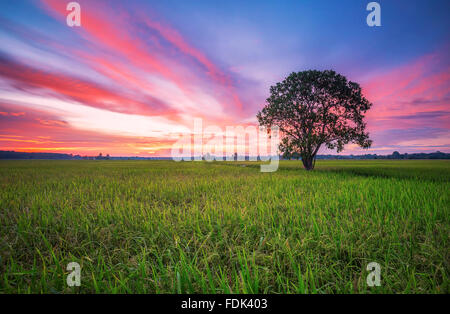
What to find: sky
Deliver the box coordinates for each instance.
[0,0,448,156]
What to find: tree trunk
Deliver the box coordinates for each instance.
[301,145,320,170]
[301,156,315,170]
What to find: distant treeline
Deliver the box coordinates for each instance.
[0,150,449,160]
[314,151,450,160]
[0,151,74,159]
[0,151,170,160]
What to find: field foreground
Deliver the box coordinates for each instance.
[0,160,448,293]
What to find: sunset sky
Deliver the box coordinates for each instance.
[0,0,448,156]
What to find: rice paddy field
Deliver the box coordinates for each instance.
[0,160,448,294]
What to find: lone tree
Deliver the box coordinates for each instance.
[257,70,372,170]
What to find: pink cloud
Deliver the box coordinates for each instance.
[362,51,450,131]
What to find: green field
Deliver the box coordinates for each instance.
[0,160,448,293]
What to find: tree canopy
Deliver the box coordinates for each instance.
[257,70,372,170]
